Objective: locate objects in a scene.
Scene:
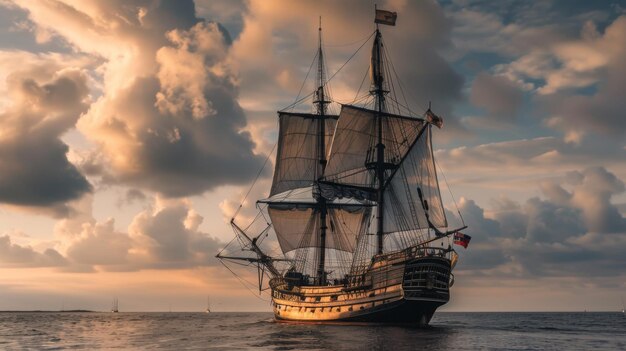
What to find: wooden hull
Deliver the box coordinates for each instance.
[271,253,452,326]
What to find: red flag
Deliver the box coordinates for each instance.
[454,232,471,249]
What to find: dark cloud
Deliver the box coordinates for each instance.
[15,0,266,198]
[452,166,626,277]
[523,197,585,243]
[0,66,91,214]
[82,73,263,197]
[451,199,500,240]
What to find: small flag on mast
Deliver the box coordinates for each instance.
[425,109,444,129]
[454,232,471,249]
[375,9,397,26]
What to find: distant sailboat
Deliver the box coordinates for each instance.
[205,295,211,313]
[621,297,624,314]
[111,298,119,313]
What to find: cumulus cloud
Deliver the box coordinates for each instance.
[3,196,225,271]
[65,218,133,267]
[0,235,67,268]
[452,166,626,278]
[128,199,222,269]
[15,0,265,197]
[0,52,92,215]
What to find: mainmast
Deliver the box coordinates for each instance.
[372,20,388,255]
[314,17,331,285]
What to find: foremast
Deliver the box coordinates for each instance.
[218,20,338,287]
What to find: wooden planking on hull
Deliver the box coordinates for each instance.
[274,298,444,326]
[271,255,451,325]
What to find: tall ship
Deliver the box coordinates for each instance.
[218,8,469,325]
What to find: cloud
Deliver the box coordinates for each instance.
[194,0,246,38]
[123,188,147,205]
[229,0,466,141]
[65,218,132,266]
[469,72,524,125]
[0,52,92,215]
[567,167,626,233]
[446,3,626,141]
[4,164,623,290]
[62,198,224,271]
[490,15,626,141]
[436,136,626,191]
[128,199,222,269]
[15,0,266,197]
[452,166,626,278]
[0,235,67,268]
[5,195,226,272]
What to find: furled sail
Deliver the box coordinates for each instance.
[262,186,373,207]
[268,204,370,253]
[383,125,447,233]
[270,112,338,196]
[322,104,424,190]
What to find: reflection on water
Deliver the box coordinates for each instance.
[0,312,624,350]
[260,323,458,351]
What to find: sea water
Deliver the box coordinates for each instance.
[0,312,624,350]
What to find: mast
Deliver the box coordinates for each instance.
[372,17,387,255]
[314,17,330,285]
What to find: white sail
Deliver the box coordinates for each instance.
[323,105,424,189]
[268,204,370,253]
[383,125,447,233]
[270,112,337,196]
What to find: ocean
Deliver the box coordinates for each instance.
[0,312,624,350]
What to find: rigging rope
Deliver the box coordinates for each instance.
[435,158,465,226]
[325,31,376,89]
[232,141,277,220]
[324,32,377,47]
[289,50,319,112]
[218,260,270,302]
[352,64,370,104]
[281,30,375,112]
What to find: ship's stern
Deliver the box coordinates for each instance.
[400,255,451,323]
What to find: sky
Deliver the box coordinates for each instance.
[0,0,625,312]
